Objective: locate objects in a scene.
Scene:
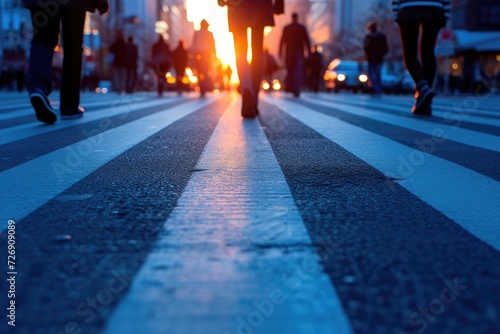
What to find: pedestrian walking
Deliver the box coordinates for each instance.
[172,39,188,95]
[363,21,388,97]
[218,0,284,118]
[110,31,127,94]
[151,34,172,97]
[23,0,108,123]
[392,0,450,115]
[192,19,216,98]
[125,36,139,94]
[279,12,311,98]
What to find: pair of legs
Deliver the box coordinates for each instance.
[27,7,86,112]
[285,51,305,97]
[397,19,443,89]
[232,26,265,110]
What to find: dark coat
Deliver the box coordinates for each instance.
[22,0,108,13]
[279,22,311,57]
[219,0,284,31]
[110,38,127,67]
[363,32,388,63]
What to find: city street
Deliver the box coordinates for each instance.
[0,90,499,334]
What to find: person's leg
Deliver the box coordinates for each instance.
[233,28,251,93]
[285,54,295,93]
[27,7,60,95]
[398,19,434,114]
[250,26,264,106]
[397,20,424,85]
[60,7,85,113]
[233,27,254,117]
[421,20,443,87]
[294,53,305,97]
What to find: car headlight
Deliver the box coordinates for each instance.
[337,74,346,82]
[359,74,368,83]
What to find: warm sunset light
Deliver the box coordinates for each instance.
[186,0,237,82]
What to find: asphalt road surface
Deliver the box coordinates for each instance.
[0,90,499,334]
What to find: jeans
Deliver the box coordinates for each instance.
[368,62,383,95]
[27,7,86,112]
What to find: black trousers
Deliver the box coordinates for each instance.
[27,7,86,112]
[397,19,443,88]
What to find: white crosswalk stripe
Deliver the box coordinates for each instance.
[0,95,220,229]
[103,97,352,334]
[1,91,499,333]
[262,94,500,251]
[301,96,500,152]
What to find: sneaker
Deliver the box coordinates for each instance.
[412,88,434,115]
[29,89,57,124]
[61,106,85,119]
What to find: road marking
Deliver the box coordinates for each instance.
[302,96,500,152]
[103,97,353,334]
[0,96,186,145]
[0,96,221,228]
[264,95,500,251]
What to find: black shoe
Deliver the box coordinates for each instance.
[412,88,434,115]
[241,89,255,118]
[29,89,57,124]
[61,106,85,119]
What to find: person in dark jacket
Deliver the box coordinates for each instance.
[364,22,388,96]
[151,34,172,97]
[110,31,127,94]
[392,0,450,115]
[219,0,284,118]
[125,36,139,94]
[279,13,311,98]
[172,39,188,95]
[22,0,108,123]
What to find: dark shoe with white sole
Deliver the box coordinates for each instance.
[29,89,57,124]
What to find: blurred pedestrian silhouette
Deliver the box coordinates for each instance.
[23,0,108,123]
[110,31,127,94]
[264,48,279,86]
[363,21,388,97]
[219,0,284,118]
[125,36,139,94]
[151,34,172,97]
[306,46,323,93]
[192,19,216,98]
[223,64,233,91]
[172,39,188,95]
[393,0,450,115]
[279,12,310,98]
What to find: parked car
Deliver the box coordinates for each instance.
[324,59,371,93]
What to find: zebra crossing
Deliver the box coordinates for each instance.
[0,90,499,334]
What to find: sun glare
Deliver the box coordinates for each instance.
[186,0,237,82]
